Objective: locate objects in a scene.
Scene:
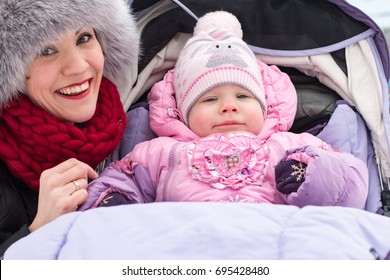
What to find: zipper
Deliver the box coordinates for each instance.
[162,142,181,201]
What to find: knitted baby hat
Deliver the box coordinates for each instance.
[174,11,266,124]
[0,0,139,107]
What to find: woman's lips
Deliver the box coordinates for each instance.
[56,79,91,96]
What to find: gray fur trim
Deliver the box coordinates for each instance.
[0,0,140,106]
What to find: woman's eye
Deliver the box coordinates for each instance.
[77,33,93,45]
[39,47,55,57]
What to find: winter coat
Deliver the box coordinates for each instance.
[0,160,38,255]
[80,61,369,210]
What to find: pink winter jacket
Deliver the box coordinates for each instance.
[80,61,368,210]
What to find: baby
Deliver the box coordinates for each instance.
[79,11,368,210]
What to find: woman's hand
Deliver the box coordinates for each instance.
[28,158,99,232]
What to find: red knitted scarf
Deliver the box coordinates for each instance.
[0,77,126,191]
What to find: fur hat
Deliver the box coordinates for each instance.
[174,11,266,124]
[0,0,139,106]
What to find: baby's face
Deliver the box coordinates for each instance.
[188,84,264,137]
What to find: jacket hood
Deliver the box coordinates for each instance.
[148,60,297,141]
[0,0,139,107]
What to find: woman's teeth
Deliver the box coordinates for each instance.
[58,81,89,95]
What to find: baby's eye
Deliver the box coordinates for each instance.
[39,47,56,57]
[237,94,250,99]
[77,33,93,45]
[202,97,217,102]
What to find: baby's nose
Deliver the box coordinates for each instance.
[221,101,239,113]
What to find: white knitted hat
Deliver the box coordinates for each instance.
[174,11,266,124]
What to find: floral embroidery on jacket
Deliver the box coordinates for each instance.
[187,132,269,189]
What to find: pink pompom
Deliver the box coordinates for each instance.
[194,11,243,38]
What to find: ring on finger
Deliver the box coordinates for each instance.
[72,180,81,191]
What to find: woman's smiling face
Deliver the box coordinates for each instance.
[25,27,104,123]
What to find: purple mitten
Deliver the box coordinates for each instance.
[98,192,133,207]
[277,145,368,208]
[275,159,307,194]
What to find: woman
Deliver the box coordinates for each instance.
[0,0,139,255]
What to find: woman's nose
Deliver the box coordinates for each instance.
[62,50,89,76]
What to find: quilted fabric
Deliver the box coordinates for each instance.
[4,203,390,260]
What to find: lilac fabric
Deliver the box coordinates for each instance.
[3,203,390,260]
[79,164,155,210]
[106,103,156,164]
[316,104,382,212]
